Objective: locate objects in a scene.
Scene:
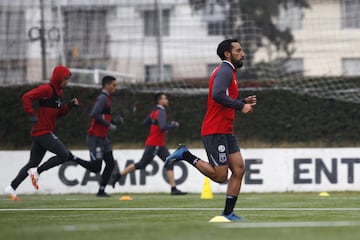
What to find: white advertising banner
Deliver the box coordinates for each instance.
[1,148,359,194]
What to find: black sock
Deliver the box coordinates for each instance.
[183,151,199,166]
[223,195,238,215]
[98,185,105,193]
[75,158,102,173]
[171,186,176,191]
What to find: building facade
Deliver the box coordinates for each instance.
[0,0,359,85]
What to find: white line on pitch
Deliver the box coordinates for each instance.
[221,221,360,229]
[1,207,360,211]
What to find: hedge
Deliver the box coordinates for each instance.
[0,84,359,149]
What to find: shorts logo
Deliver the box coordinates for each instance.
[218,145,226,153]
[96,147,102,159]
[219,153,227,163]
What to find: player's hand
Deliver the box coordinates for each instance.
[68,98,80,108]
[29,115,38,123]
[241,103,255,114]
[245,95,257,104]
[171,121,179,127]
[109,123,117,131]
[112,115,124,125]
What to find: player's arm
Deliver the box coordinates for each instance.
[90,94,110,126]
[157,109,177,131]
[22,85,52,121]
[212,68,244,110]
[57,98,79,117]
[143,115,151,126]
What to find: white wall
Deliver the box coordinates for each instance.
[1,148,359,195]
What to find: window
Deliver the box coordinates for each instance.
[341,0,360,29]
[64,8,108,60]
[284,58,303,74]
[144,9,170,36]
[0,8,26,84]
[202,1,229,36]
[277,1,303,31]
[207,21,227,36]
[342,58,360,76]
[145,65,172,82]
[0,9,26,59]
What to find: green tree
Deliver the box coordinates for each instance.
[189,0,310,69]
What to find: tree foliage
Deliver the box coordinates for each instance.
[188,0,310,65]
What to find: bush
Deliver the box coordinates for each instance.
[1,84,359,149]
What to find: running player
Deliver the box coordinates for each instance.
[164,39,257,219]
[111,92,187,195]
[4,65,80,201]
[84,75,121,197]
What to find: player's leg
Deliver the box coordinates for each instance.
[165,135,229,183]
[5,139,46,199]
[71,135,103,173]
[109,163,135,188]
[110,146,157,188]
[159,146,187,195]
[96,138,114,197]
[70,135,102,173]
[120,163,136,176]
[227,152,245,196]
[36,133,70,174]
[221,135,245,220]
[68,151,101,173]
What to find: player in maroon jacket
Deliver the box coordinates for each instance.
[4,65,80,201]
[111,92,187,195]
[164,39,257,219]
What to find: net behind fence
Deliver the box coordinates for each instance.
[0,0,359,103]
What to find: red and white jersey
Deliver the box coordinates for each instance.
[201,61,241,135]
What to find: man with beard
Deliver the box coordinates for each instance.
[164,39,257,220]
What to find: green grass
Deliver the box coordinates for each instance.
[1,192,360,240]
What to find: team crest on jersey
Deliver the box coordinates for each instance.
[55,98,62,108]
[219,153,227,163]
[218,144,226,153]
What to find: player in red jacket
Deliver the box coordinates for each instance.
[111,92,186,195]
[165,39,257,219]
[4,65,80,201]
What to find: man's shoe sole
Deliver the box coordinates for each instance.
[29,173,39,190]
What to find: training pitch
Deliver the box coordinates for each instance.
[1,192,359,240]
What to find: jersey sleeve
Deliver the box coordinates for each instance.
[212,66,244,110]
[143,114,151,126]
[90,94,110,126]
[157,109,176,130]
[22,84,53,116]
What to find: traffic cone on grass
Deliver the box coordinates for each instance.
[201,177,213,199]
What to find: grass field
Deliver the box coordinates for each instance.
[1,192,359,240]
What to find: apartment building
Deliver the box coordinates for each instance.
[0,0,359,85]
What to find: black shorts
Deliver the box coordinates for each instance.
[201,134,240,166]
[87,135,112,161]
[134,145,171,170]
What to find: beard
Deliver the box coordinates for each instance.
[234,61,243,68]
[231,55,243,69]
